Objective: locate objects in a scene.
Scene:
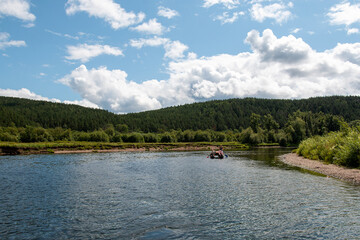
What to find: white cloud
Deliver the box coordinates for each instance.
[130,36,189,60]
[0,88,61,102]
[65,0,145,29]
[328,2,360,26]
[59,29,360,113]
[214,11,245,24]
[130,36,169,48]
[58,65,164,113]
[347,28,359,35]
[158,6,179,19]
[65,43,123,63]
[0,88,100,109]
[45,29,80,40]
[250,2,293,24]
[291,28,301,34]
[63,99,99,109]
[131,18,167,35]
[0,0,35,22]
[327,42,360,66]
[164,41,189,60]
[245,29,312,63]
[203,0,240,9]
[0,32,26,50]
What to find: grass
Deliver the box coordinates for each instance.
[296,128,360,168]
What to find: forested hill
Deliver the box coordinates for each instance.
[0,97,118,131]
[1,96,360,132]
[119,96,360,132]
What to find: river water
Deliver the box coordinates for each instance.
[0,148,359,239]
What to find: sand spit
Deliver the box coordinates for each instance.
[280,153,360,185]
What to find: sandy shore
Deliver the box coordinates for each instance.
[280,153,360,185]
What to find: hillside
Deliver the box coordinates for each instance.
[118,96,360,132]
[1,96,360,132]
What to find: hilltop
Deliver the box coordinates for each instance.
[1,96,360,132]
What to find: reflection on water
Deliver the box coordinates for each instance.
[0,149,359,239]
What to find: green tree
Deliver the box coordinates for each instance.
[250,113,261,133]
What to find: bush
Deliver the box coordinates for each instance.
[179,130,195,142]
[143,133,159,143]
[194,130,211,142]
[124,133,144,143]
[20,126,53,142]
[48,127,73,141]
[212,132,227,142]
[73,131,91,141]
[111,133,123,143]
[160,133,175,143]
[297,128,360,168]
[0,132,18,142]
[90,130,110,142]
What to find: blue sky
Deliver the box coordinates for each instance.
[1,0,360,113]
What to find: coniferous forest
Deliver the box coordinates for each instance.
[0,96,359,146]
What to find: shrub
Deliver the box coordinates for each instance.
[194,130,211,142]
[0,132,18,142]
[143,133,159,143]
[90,130,110,142]
[160,133,175,143]
[20,126,53,142]
[111,133,123,143]
[125,133,144,143]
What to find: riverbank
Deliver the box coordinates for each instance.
[280,153,360,184]
[0,141,249,156]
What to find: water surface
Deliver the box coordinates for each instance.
[1,149,359,239]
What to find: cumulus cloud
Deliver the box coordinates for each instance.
[130,18,167,35]
[0,0,35,23]
[328,2,360,26]
[203,0,240,9]
[65,0,145,29]
[0,88,61,102]
[327,43,360,66]
[250,2,293,24]
[0,32,26,50]
[245,29,312,63]
[347,28,359,35]
[130,36,188,60]
[58,65,164,113]
[59,29,360,113]
[0,88,100,108]
[63,99,100,108]
[65,43,123,63]
[214,11,245,24]
[158,6,179,19]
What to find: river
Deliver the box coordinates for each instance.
[0,148,359,239]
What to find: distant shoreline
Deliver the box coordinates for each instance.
[0,142,249,156]
[280,153,360,185]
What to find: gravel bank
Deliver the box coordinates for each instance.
[280,153,360,185]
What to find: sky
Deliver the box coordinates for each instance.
[1,0,360,113]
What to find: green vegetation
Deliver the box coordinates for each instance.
[296,125,360,168]
[2,96,360,163]
[0,109,343,146]
[1,96,360,132]
[0,141,249,155]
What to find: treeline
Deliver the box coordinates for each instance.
[296,124,360,168]
[1,96,360,133]
[118,96,360,132]
[0,111,344,145]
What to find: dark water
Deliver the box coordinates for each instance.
[1,148,360,239]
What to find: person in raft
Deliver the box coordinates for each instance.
[210,145,224,158]
[217,145,224,156]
